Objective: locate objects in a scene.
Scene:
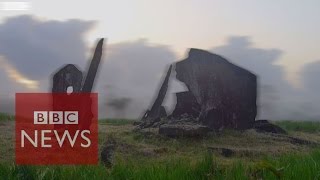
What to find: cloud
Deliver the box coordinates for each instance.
[295,60,320,120]
[97,39,176,118]
[0,56,38,89]
[0,15,95,115]
[0,15,177,118]
[0,15,95,84]
[0,15,318,120]
[301,61,320,93]
[212,36,284,87]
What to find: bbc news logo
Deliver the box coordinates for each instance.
[34,111,79,124]
[15,93,98,165]
[21,111,91,148]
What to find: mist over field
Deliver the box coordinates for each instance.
[0,15,319,120]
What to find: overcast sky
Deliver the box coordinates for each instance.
[0,0,319,120]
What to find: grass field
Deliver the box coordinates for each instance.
[1,117,320,179]
[0,113,14,122]
[275,120,320,133]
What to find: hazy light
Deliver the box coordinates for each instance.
[0,57,38,90]
[0,1,31,11]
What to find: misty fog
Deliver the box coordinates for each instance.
[0,16,319,121]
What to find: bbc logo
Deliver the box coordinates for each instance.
[34,111,78,125]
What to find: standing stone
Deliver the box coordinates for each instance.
[51,38,104,130]
[52,64,83,131]
[82,38,104,93]
[175,49,257,130]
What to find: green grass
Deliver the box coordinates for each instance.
[264,150,320,179]
[0,155,215,180]
[2,119,320,179]
[0,113,14,121]
[1,151,320,179]
[99,119,134,126]
[275,120,320,133]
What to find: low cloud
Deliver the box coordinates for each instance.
[0,16,318,120]
[97,39,176,118]
[302,61,320,93]
[211,36,319,120]
[0,16,177,118]
[0,15,94,87]
[0,56,38,89]
[0,15,95,114]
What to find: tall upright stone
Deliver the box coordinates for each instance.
[175,48,257,130]
[51,38,104,130]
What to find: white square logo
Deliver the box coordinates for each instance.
[34,111,48,124]
[49,111,63,124]
[64,111,78,124]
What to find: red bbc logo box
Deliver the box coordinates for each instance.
[15,93,98,165]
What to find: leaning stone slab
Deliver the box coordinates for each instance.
[139,65,172,129]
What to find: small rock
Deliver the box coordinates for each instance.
[207,147,235,157]
[101,141,115,168]
[253,120,287,134]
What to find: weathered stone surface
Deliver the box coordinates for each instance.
[82,38,104,92]
[52,65,83,131]
[253,120,287,134]
[52,38,104,93]
[139,65,172,129]
[159,123,210,138]
[52,64,83,93]
[175,49,257,131]
[169,91,200,119]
